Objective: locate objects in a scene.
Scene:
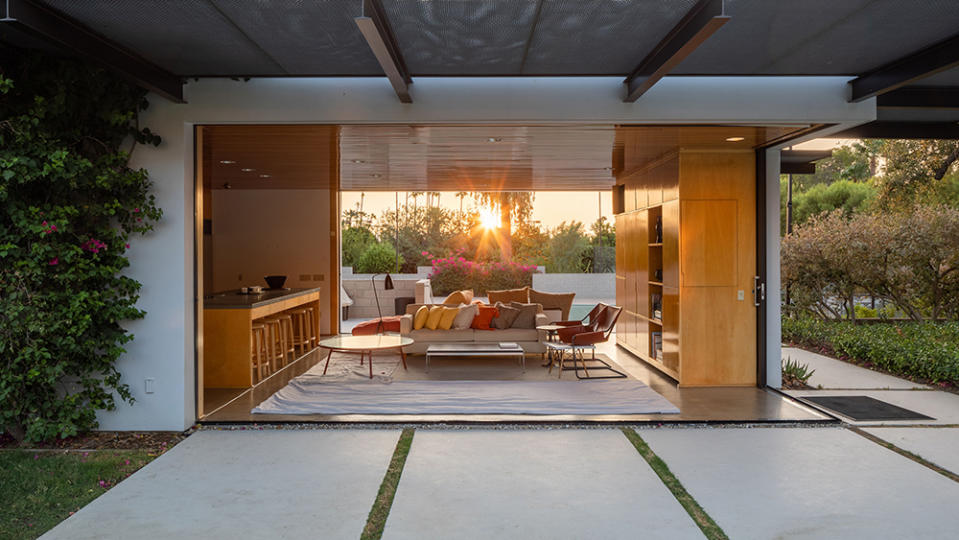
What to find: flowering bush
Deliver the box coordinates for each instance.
[0,54,162,442]
[425,251,538,296]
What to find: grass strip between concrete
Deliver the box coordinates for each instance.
[361,428,415,540]
[847,426,959,484]
[622,428,728,540]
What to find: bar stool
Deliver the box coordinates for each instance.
[290,308,317,356]
[264,313,295,367]
[250,323,267,384]
[261,318,286,375]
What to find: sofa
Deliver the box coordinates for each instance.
[398,303,549,354]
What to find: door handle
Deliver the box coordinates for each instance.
[753,276,765,307]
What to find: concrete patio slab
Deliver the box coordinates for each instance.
[641,427,959,540]
[787,389,959,425]
[42,429,401,540]
[383,429,702,540]
[782,347,929,389]
[864,427,959,475]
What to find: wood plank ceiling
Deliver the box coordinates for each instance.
[202,124,809,191]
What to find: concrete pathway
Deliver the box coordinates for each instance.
[863,427,959,475]
[41,429,400,540]
[782,347,929,390]
[641,427,959,540]
[383,429,703,540]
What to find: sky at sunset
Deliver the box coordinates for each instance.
[341,191,614,230]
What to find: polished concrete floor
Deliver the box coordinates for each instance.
[201,338,831,424]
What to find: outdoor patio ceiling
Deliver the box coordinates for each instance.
[2,0,958,134]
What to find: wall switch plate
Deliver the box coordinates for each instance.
[299,274,311,281]
[313,274,324,281]
[737,290,745,301]
[144,378,155,394]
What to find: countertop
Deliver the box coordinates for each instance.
[203,287,321,309]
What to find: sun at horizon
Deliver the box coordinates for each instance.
[478,207,499,230]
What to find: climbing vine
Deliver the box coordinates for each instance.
[0,52,162,442]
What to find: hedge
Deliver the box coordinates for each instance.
[782,317,959,385]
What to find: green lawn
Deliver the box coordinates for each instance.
[0,449,156,540]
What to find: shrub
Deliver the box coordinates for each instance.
[426,252,538,296]
[782,317,959,385]
[355,242,402,274]
[0,55,162,442]
[341,226,376,268]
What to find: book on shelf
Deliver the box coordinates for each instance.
[651,331,662,358]
[653,309,662,320]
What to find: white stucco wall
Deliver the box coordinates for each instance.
[102,76,875,430]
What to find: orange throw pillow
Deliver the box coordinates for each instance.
[470,305,499,330]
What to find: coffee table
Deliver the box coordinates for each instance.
[318,334,413,379]
[425,343,525,373]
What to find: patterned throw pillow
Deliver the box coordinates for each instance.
[509,302,539,329]
[452,304,478,329]
[438,306,459,330]
[413,305,429,330]
[491,302,521,329]
[425,305,445,330]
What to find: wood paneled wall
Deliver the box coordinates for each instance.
[614,150,756,387]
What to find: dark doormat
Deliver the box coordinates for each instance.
[802,395,934,421]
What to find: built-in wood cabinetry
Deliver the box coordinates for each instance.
[614,151,756,387]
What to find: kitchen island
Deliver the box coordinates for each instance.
[204,287,321,388]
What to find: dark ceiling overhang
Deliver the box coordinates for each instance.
[849,33,959,103]
[833,121,959,140]
[623,0,729,102]
[876,86,959,109]
[781,150,833,175]
[1,0,183,102]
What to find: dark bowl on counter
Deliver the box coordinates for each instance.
[264,275,287,289]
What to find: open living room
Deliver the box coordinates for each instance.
[196,124,828,424]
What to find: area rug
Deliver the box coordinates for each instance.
[801,395,934,421]
[252,379,679,415]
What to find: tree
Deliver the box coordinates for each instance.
[341,226,376,268]
[472,192,534,260]
[875,139,959,208]
[781,179,876,233]
[585,217,616,272]
[791,142,879,190]
[546,221,589,273]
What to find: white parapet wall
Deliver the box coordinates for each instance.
[341,267,431,319]
[532,273,615,303]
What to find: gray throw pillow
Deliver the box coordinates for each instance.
[509,302,539,329]
[451,304,478,330]
[492,302,521,329]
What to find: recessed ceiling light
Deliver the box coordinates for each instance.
[725,136,745,142]
[219,160,236,164]
[259,174,271,178]
[371,173,382,178]
[240,168,255,172]
[487,137,501,143]
[352,159,365,164]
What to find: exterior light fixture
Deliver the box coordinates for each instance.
[725,137,745,142]
[240,168,255,172]
[219,160,236,164]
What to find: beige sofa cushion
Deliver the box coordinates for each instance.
[409,328,474,342]
[471,328,539,342]
[452,304,478,329]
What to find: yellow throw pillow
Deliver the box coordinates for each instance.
[438,306,459,330]
[413,305,429,330]
[425,305,445,330]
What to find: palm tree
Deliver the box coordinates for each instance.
[473,192,534,260]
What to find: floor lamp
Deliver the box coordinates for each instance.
[371,273,394,334]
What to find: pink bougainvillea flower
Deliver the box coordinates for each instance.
[421,250,429,256]
[41,220,47,226]
[125,243,130,249]
[133,207,140,213]
[48,257,58,266]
